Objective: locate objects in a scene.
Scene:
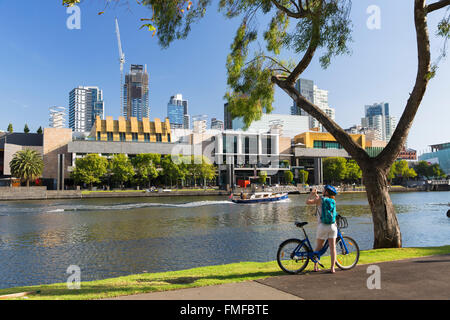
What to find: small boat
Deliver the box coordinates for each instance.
[230,192,288,204]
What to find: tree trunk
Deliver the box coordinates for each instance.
[362,165,402,249]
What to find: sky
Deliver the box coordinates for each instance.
[0,0,448,154]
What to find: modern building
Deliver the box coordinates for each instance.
[224,103,233,130]
[123,64,149,121]
[290,79,335,132]
[49,106,67,128]
[69,86,105,132]
[293,132,366,185]
[192,115,208,134]
[232,114,310,139]
[361,102,397,142]
[90,116,171,143]
[167,94,189,129]
[419,142,450,176]
[211,118,224,131]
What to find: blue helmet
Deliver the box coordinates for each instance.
[324,185,338,196]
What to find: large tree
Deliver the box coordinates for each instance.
[71,154,108,190]
[110,154,135,189]
[62,0,450,248]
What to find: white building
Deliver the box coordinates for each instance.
[232,113,310,138]
[49,106,67,128]
[69,86,104,133]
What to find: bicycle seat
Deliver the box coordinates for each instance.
[295,222,308,228]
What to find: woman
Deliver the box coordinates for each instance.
[306,185,338,273]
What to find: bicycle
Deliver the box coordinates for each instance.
[277,215,360,274]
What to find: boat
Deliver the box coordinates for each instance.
[230,192,288,204]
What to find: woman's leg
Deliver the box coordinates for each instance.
[328,237,337,273]
[314,239,325,271]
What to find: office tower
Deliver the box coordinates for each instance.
[192,115,208,134]
[167,94,189,129]
[211,118,224,130]
[123,64,149,121]
[290,79,335,132]
[361,102,396,141]
[49,107,66,128]
[69,86,105,132]
[291,78,314,116]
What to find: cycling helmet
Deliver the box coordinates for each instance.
[324,185,338,196]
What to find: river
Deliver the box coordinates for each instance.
[0,191,448,289]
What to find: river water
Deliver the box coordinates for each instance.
[0,191,448,289]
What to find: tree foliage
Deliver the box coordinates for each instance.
[9,149,43,187]
[110,154,135,188]
[71,154,108,189]
[131,153,160,187]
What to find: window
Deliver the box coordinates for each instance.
[156,133,162,142]
[132,133,138,141]
[144,133,150,142]
[97,132,101,140]
[107,132,114,141]
[167,134,171,142]
[119,133,126,141]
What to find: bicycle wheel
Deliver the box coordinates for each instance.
[277,239,310,274]
[335,236,359,270]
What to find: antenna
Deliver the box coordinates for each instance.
[115,18,126,117]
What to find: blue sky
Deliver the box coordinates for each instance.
[0,0,448,153]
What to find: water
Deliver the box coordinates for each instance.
[0,192,448,289]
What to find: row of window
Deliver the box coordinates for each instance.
[97,132,169,142]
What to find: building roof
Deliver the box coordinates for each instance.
[0,133,43,147]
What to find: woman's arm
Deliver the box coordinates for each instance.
[306,188,320,205]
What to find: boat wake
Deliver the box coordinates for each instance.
[46,200,234,213]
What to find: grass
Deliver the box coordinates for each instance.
[1,245,449,300]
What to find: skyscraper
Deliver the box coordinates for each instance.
[69,86,104,132]
[211,118,224,130]
[123,64,149,121]
[167,94,189,129]
[291,79,335,132]
[361,102,397,141]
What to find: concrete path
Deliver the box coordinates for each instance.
[107,254,450,300]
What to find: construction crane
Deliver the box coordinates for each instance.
[115,18,126,117]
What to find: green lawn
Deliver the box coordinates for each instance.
[1,245,449,300]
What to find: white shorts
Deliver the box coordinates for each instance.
[316,222,338,240]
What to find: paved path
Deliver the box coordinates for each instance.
[107,254,450,300]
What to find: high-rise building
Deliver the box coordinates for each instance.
[291,78,314,116]
[211,118,224,131]
[167,94,189,129]
[290,79,335,132]
[192,114,208,134]
[224,103,233,129]
[49,107,66,128]
[361,102,396,141]
[69,86,104,132]
[123,64,149,121]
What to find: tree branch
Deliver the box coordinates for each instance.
[271,0,306,18]
[272,76,371,164]
[426,0,450,13]
[375,0,431,169]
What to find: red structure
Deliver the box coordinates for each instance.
[237,180,251,188]
[397,147,417,160]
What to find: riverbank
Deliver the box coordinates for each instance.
[1,245,449,300]
[0,188,230,201]
[0,185,428,201]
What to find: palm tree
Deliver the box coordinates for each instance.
[9,149,43,187]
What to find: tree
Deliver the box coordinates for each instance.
[110,154,135,189]
[323,157,347,184]
[429,163,446,179]
[161,155,184,188]
[9,149,43,187]
[298,169,309,184]
[197,156,217,187]
[37,126,43,134]
[71,154,108,190]
[7,123,13,133]
[23,124,30,133]
[345,159,362,183]
[258,170,267,184]
[284,170,293,184]
[414,160,430,178]
[132,154,160,188]
[61,0,450,249]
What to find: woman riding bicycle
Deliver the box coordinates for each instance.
[306,185,338,273]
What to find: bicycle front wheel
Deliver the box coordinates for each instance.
[277,239,310,274]
[335,236,359,270]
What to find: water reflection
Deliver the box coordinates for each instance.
[0,192,448,289]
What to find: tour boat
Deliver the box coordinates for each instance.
[230,192,288,204]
